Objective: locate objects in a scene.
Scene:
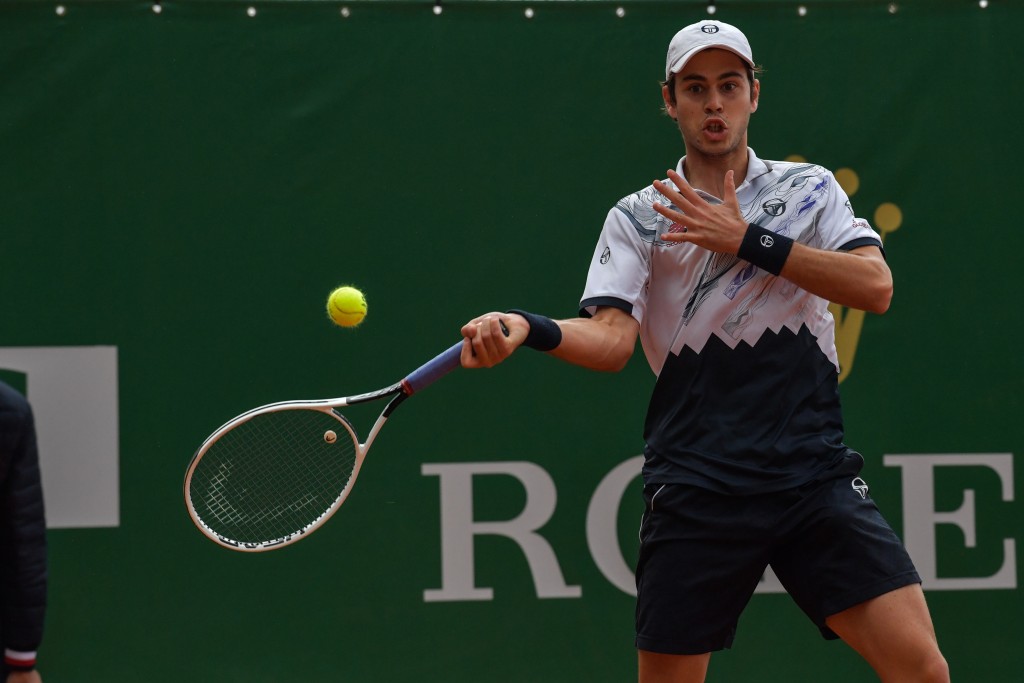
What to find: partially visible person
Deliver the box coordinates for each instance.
[0,380,47,683]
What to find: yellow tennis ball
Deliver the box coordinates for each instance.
[326,286,367,328]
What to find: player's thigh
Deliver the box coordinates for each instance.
[770,472,919,634]
[826,584,948,682]
[635,483,771,654]
[638,649,711,683]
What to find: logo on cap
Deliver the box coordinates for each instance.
[701,25,719,34]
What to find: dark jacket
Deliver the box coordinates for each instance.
[0,380,47,671]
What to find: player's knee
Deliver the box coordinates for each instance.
[891,647,949,683]
[919,651,950,683]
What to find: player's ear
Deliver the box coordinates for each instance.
[661,84,677,120]
[750,78,760,113]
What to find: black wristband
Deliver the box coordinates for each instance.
[737,223,794,276]
[506,309,562,351]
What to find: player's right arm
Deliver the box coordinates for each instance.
[461,306,638,373]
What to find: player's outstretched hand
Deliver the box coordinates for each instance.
[652,169,748,255]
[7,670,43,683]
[461,312,525,369]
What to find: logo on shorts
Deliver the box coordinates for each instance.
[600,247,611,264]
[760,234,774,248]
[701,25,719,34]
[851,477,869,499]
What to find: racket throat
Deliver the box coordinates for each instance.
[358,392,407,455]
[384,390,410,417]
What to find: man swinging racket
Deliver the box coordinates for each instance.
[460,19,949,683]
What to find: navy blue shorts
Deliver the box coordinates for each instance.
[634,460,921,655]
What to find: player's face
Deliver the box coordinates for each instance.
[662,48,759,161]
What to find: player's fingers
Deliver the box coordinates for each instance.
[665,169,705,204]
[652,201,684,222]
[477,316,505,353]
[659,231,691,243]
[461,312,503,367]
[461,311,504,337]
[653,204,693,241]
[651,200,692,242]
[466,316,504,368]
[652,178,687,208]
[460,337,481,368]
[467,331,495,367]
[653,178,704,228]
[722,169,739,207]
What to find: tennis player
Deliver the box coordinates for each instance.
[461,19,949,683]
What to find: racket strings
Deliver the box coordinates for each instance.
[189,409,357,545]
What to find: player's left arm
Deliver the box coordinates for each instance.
[652,168,892,314]
[778,242,891,313]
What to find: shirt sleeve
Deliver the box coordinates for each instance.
[816,171,884,253]
[579,204,654,323]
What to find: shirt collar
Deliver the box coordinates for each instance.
[674,147,772,195]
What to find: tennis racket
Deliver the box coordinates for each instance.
[184,330,496,552]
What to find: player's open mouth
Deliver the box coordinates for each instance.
[701,119,729,142]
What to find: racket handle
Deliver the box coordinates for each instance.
[403,341,463,394]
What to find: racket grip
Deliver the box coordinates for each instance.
[404,341,463,394]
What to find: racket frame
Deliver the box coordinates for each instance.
[184,337,483,552]
[184,383,409,552]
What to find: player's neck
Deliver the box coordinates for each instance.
[681,147,749,200]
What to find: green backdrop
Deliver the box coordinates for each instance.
[1,0,1021,681]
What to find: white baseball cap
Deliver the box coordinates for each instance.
[665,20,754,80]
